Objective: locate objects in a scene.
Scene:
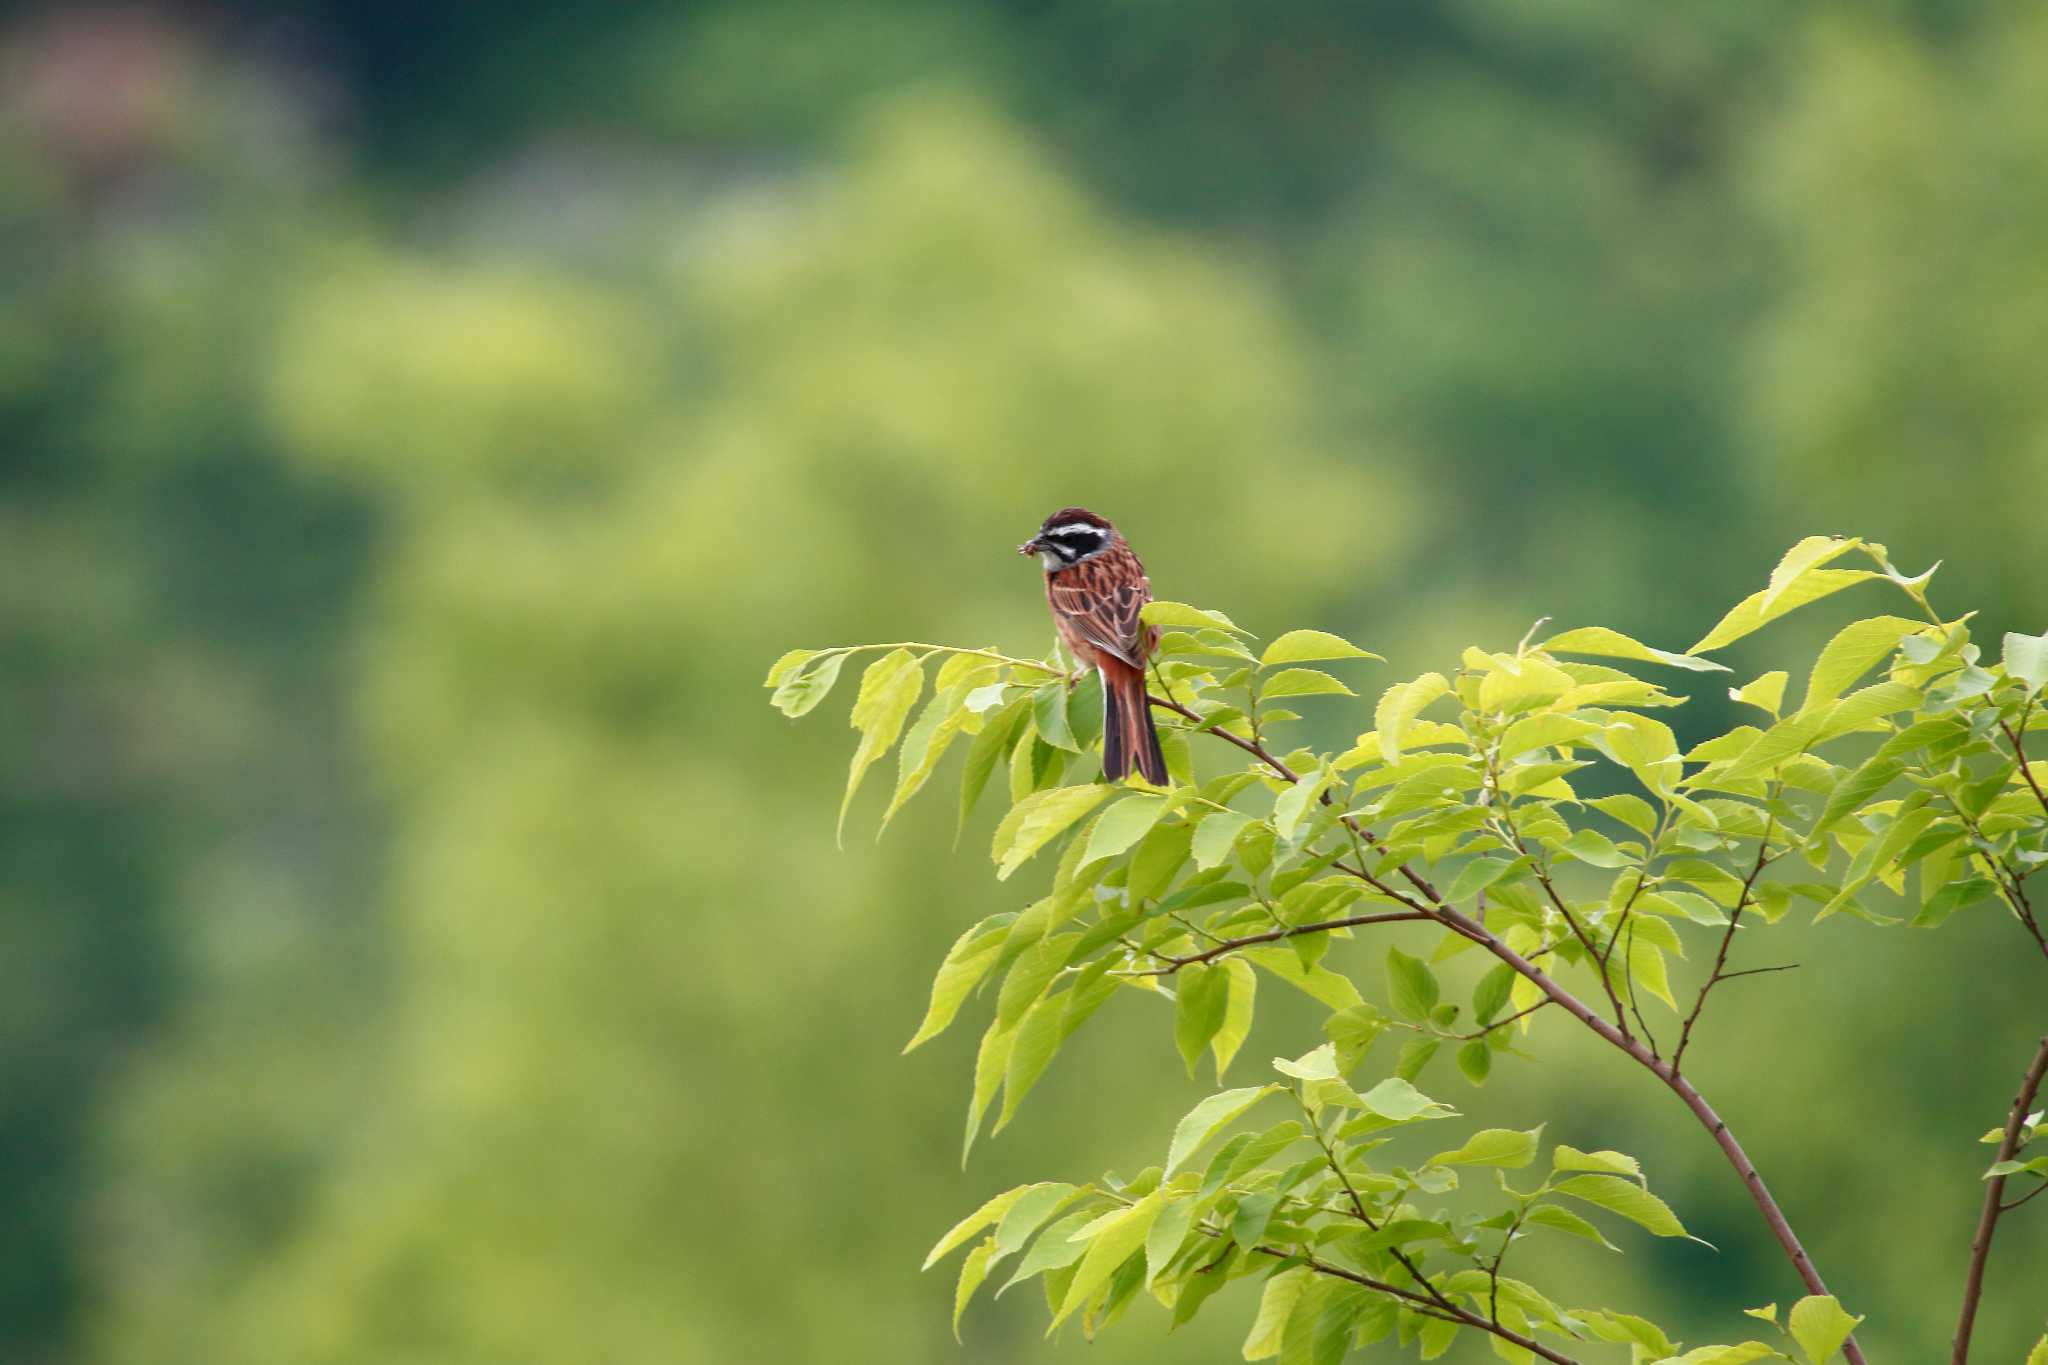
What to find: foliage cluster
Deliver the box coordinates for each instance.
[776,537,2048,1364]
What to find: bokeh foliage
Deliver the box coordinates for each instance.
[0,2,2044,1363]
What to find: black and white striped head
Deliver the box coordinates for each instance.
[1019,507,1116,572]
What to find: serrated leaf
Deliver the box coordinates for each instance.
[1176,964,1231,1076]
[839,650,926,840]
[1552,1174,1689,1237]
[925,1186,1030,1269]
[1550,1145,1642,1178]
[1142,601,1248,634]
[1243,1265,1313,1360]
[1261,629,1382,668]
[1386,947,1440,1021]
[1166,1086,1279,1176]
[953,1236,996,1340]
[1542,626,1730,672]
[1376,674,1451,762]
[1193,809,1255,870]
[1033,682,1080,753]
[957,698,1024,836]
[904,916,1013,1052]
[1273,1042,1341,1081]
[1212,959,1258,1079]
[1787,1295,1862,1365]
[1690,567,1880,654]
[1047,1189,1162,1334]
[993,1183,1083,1261]
[1662,1344,1779,1365]
[991,784,1113,880]
[1446,856,1521,904]
[1144,1195,1197,1287]
[2004,630,2048,692]
[2025,1332,2048,1365]
[771,650,847,718]
[1359,1076,1450,1121]
[998,1208,1095,1293]
[1522,1203,1619,1251]
[1802,617,1921,710]
[1260,668,1357,700]
[1427,1126,1540,1168]
[764,647,818,686]
[1084,794,1172,866]
[1730,671,1789,715]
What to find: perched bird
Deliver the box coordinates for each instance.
[1018,507,1168,785]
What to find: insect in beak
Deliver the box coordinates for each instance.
[1018,536,1044,557]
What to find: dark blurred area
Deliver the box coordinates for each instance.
[2,2,2044,1361]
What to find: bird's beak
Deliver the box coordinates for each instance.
[1018,536,1044,557]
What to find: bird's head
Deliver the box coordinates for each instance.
[1019,506,1116,572]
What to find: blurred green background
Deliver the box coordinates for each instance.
[3,2,2045,1361]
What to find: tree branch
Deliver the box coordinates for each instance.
[1951,1031,2048,1365]
[1125,910,1435,975]
[1672,812,1778,1075]
[1160,693,1870,1365]
[1253,1248,1582,1365]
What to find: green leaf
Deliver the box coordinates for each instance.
[953,1236,995,1340]
[1802,617,1921,710]
[1243,1265,1313,1360]
[1522,1203,1619,1251]
[1083,794,1173,866]
[1427,1126,1540,1168]
[1176,964,1231,1077]
[1763,536,1864,606]
[1142,601,1248,634]
[1455,1040,1491,1084]
[1144,1195,1197,1287]
[1542,626,1730,672]
[991,784,1113,880]
[1166,1085,1280,1175]
[1032,682,1080,753]
[904,916,1013,1052]
[1500,713,1603,759]
[839,650,926,840]
[1551,1146,1642,1178]
[1261,629,1383,668]
[1047,1188,1162,1334]
[1359,1076,1451,1121]
[1662,1344,1779,1365]
[764,647,817,686]
[771,650,847,718]
[1787,1294,1863,1365]
[1260,668,1357,700]
[1472,963,1514,1024]
[1230,1190,1279,1249]
[1552,1174,1689,1237]
[1193,809,1255,870]
[884,690,970,828]
[1273,1042,1341,1081]
[2025,1333,2048,1365]
[2004,630,2048,693]
[1212,959,1258,1079]
[925,1185,1030,1269]
[993,1183,1083,1260]
[1691,568,1880,654]
[1730,671,1789,716]
[998,1208,1094,1292]
[1446,856,1520,904]
[1273,766,1332,842]
[1375,673,1451,762]
[957,698,1025,835]
[1561,828,1633,868]
[1386,947,1440,1021]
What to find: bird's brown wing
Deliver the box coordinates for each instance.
[1047,547,1152,670]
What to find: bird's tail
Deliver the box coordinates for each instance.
[1100,664,1168,785]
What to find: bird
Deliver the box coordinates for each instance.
[1017,507,1169,785]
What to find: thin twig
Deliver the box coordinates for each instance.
[1951,1031,2048,1364]
[1124,910,1435,975]
[1672,811,1778,1075]
[1253,1248,1581,1365]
